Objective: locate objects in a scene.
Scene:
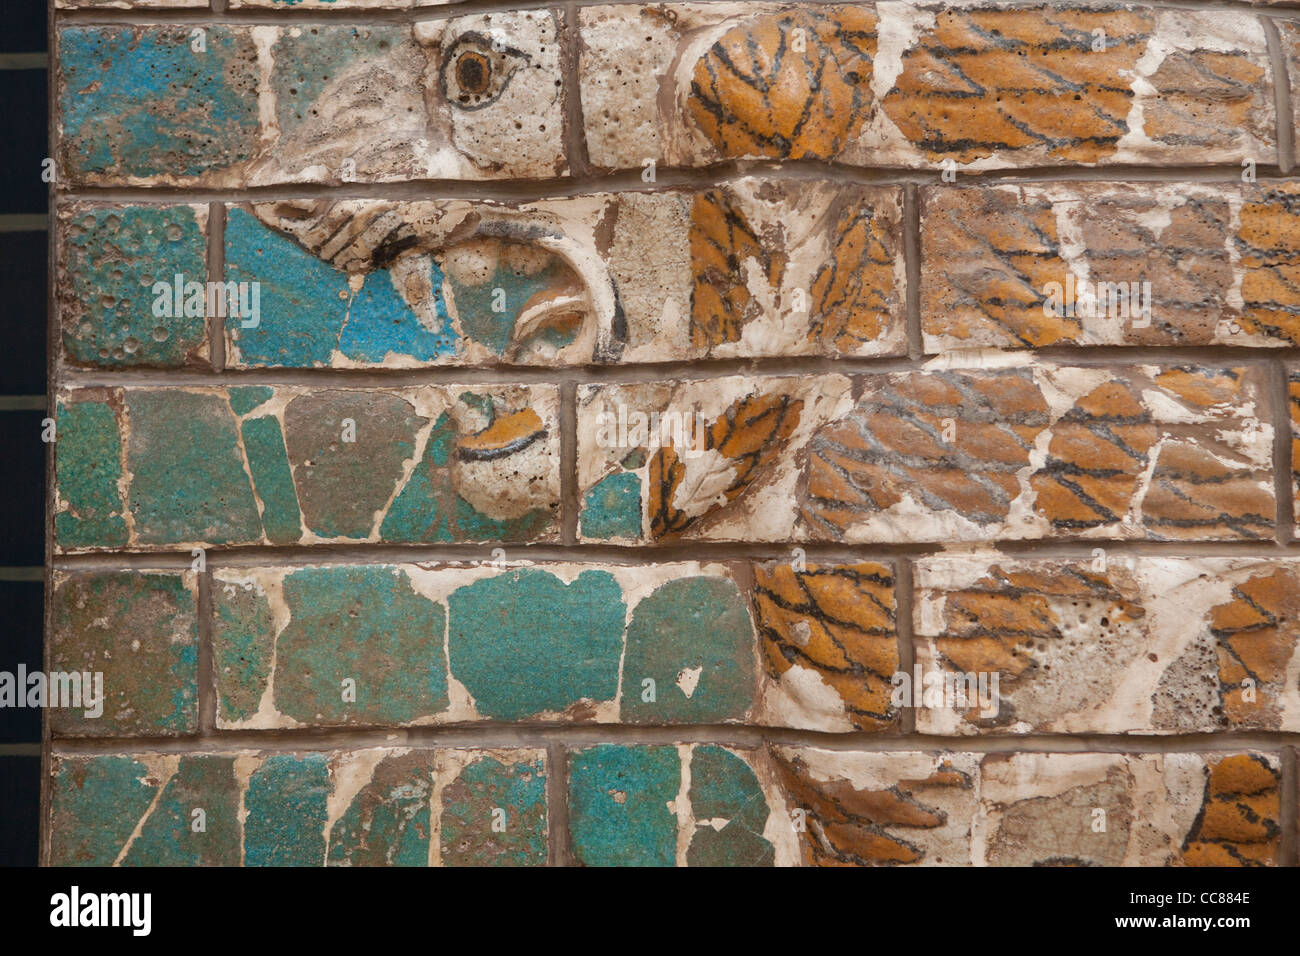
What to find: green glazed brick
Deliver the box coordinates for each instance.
[620,576,755,724]
[436,750,548,867]
[212,562,766,729]
[245,754,330,867]
[568,744,679,867]
[567,744,779,867]
[327,750,433,867]
[49,754,241,866]
[54,395,128,550]
[59,205,208,368]
[49,570,199,737]
[446,568,625,721]
[54,385,562,551]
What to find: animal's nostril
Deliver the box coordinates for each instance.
[456,51,491,96]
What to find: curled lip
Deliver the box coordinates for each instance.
[457,409,547,461]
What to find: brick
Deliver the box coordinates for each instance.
[578,365,1273,544]
[226,182,903,368]
[58,204,209,369]
[212,562,756,727]
[48,748,549,867]
[566,744,796,866]
[53,385,561,551]
[772,748,1282,866]
[50,753,242,866]
[922,183,1300,349]
[230,1,453,7]
[580,4,1275,172]
[58,27,261,186]
[752,560,899,732]
[57,14,567,186]
[914,556,1300,734]
[211,560,897,731]
[49,570,199,737]
[577,374,855,543]
[57,1,205,8]
[799,364,1274,543]
[433,749,548,867]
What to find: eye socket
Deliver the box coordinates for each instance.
[440,33,527,110]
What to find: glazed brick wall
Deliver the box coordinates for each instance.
[43,0,1300,867]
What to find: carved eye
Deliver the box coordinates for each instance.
[456,51,491,96]
[441,33,526,110]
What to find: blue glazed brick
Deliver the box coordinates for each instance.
[245,753,330,867]
[567,744,779,867]
[60,205,208,368]
[58,27,260,183]
[225,207,459,368]
[447,568,624,721]
[568,744,679,867]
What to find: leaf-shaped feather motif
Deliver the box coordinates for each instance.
[689,189,769,349]
[648,391,803,541]
[771,749,969,866]
[752,562,897,730]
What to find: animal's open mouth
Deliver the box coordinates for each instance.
[437,236,595,362]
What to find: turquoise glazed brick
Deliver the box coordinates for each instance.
[273,566,448,726]
[60,205,208,368]
[568,744,680,867]
[328,750,433,866]
[49,754,241,866]
[213,567,448,728]
[437,750,548,866]
[49,570,199,737]
[54,385,561,551]
[239,415,303,545]
[271,27,409,139]
[620,576,756,724]
[580,471,643,541]
[48,755,160,866]
[685,746,775,866]
[54,395,128,549]
[211,562,761,728]
[59,27,260,182]
[212,577,277,725]
[47,748,560,866]
[567,744,778,867]
[245,754,330,867]
[447,568,625,720]
[126,389,263,546]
